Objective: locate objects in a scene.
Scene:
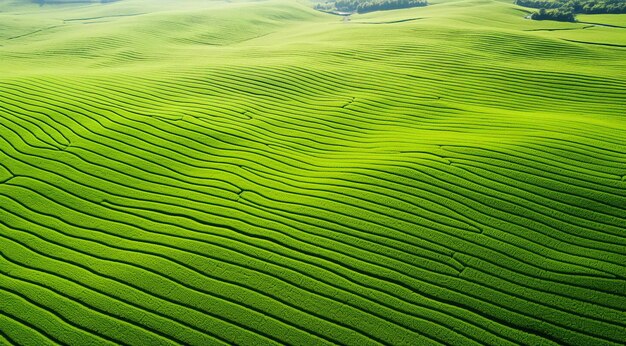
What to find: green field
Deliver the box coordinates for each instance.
[0,0,625,345]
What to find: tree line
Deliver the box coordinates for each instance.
[516,0,626,21]
[314,0,428,14]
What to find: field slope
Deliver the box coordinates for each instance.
[0,0,625,345]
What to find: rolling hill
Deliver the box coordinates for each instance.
[0,0,625,345]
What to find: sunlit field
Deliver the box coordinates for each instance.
[0,0,625,344]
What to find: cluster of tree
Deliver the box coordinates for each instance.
[314,0,427,14]
[529,8,577,20]
[516,0,626,21]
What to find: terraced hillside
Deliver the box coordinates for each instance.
[0,0,625,345]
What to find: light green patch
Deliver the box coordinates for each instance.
[578,13,626,26]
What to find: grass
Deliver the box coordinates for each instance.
[0,0,625,345]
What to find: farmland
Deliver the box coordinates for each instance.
[0,0,625,345]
